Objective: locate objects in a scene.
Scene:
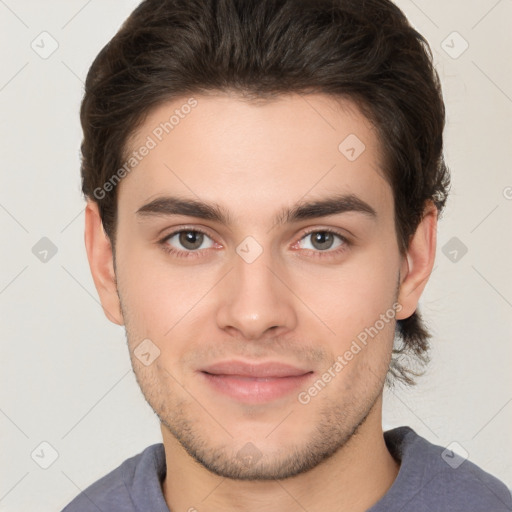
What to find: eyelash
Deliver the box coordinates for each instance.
[158,227,351,260]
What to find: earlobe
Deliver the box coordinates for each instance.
[396,201,438,320]
[84,201,124,326]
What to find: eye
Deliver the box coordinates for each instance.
[294,228,350,257]
[160,228,216,258]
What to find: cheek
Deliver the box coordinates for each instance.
[116,248,229,367]
[300,250,398,326]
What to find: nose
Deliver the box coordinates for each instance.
[215,243,298,341]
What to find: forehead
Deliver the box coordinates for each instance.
[118,92,392,222]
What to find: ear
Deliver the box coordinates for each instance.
[396,200,438,320]
[84,200,124,326]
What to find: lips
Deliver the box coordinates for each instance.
[200,360,311,378]
[199,360,314,403]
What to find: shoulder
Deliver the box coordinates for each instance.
[373,426,512,512]
[60,443,166,512]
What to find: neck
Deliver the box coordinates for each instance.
[160,395,399,512]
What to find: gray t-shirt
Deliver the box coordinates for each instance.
[61,426,512,511]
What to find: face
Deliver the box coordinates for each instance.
[107,92,409,479]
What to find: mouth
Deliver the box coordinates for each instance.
[198,360,315,403]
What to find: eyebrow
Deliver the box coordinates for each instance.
[135,193,377,226]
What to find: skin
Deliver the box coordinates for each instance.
[85,92,437,512]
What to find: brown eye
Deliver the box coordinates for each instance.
[309,232,336,250]
[163,229,215,253]
[299,230,347,252]
[178,231,204,250]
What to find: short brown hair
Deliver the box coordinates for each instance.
[80,0,451,385]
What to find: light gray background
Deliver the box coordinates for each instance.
[1,1,511,510]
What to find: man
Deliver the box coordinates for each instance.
[62,0,511,510]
